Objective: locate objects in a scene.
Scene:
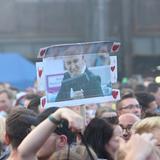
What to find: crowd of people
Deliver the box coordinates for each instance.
[0,75,160,160]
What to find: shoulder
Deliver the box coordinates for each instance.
[63,72,71,79]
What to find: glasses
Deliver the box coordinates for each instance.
[119,124,133,133]
[119,104,142,110]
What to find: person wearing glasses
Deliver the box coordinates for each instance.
[116,93,142,118]
[118,113,140,141]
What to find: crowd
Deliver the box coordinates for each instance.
[0,75,160,160]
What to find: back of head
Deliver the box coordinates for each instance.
[147,83,160,94]
[95,106,116,118]
[134,84,146,93]
[119,113,140,122]
[49,145,97,160]
[6,108,37,149]
[132,116,160,134]
[135,92,155,111]
[83,118,113,159]
[27,94,41,114]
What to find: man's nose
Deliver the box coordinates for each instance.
[122,129,128,135]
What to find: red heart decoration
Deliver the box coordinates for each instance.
[111,44,120,52]
[112,91,118,99]
[111,66,115,72]
[40,49,46,57]
[42,98,46,108]
[38,68,43,78]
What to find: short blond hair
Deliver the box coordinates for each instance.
[132,116,160,134]
[0,116,6,142]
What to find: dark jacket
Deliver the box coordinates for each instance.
[55,68,103,102]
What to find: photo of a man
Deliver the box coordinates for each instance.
[55,52,104,102]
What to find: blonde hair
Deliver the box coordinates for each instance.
[0,117,6,143]
[115,146,160,160]
[95,106,116,118]
[49,145,97,160]
[132,116,160,134]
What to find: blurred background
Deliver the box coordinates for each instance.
[0,0,160,82]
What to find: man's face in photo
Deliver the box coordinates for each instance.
[64,55,85,77]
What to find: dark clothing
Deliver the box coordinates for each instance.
[55,68,103,102]
[0,146,10,160]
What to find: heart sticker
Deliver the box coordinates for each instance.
[111,43,120,53]
[112,91,118,99]
[38,68,43,78]
[40,49,46,57]
[111,66,115,72]
[42,98,46,108]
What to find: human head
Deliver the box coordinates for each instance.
[133,116,160,150]
[64,53,85,77]
[115,134,160,160]
[116,93,141,118]
[0,89,13,113]
[147,83,160,106]
[49,145,97,160]
[118,113,140,141]
[36,107,76,159]
[26,94,41,114]
[5,108,37,149]
[135,92,158,117]
[0,117,6,148]
[95,106,117,118]
[83,118,121,160]
[134,84,146,92]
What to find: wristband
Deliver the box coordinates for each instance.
[48,115,61,125]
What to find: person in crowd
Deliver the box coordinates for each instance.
[118,113,140,141]
[55,46,103,102]
[132,116,160,150]
[14,108,83,160]
[95,106,117,118]
[36,107,77,160]
[135,92,158,118]
[0,89,14,116]
[5,108,37,160]
[26,94,41,114]
[116,93,142,118]
[147,83,160,112]
[0,116,10,160]
[134,84,146,93]
[116,133,160,160]
[49,145,97,160]
[83,117,122,160]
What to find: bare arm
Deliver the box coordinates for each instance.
[18,108,83,159]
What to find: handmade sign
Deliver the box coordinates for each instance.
[36,41,120,108]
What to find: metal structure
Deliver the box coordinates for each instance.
[0,0,160,78]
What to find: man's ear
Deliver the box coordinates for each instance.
[57,135,68,148]
[4,132,10,145]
